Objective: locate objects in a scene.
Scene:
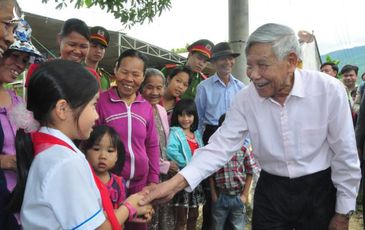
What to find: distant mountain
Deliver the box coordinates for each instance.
[321,45,365,79]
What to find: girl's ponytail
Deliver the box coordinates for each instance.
[7,129,34,212]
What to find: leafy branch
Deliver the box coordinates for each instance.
[41,0,172,28]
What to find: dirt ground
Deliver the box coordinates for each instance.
[197,206,364,229]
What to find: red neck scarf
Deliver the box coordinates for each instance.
[31,132,122,230]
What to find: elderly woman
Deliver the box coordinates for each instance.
[0,0,21,58]
[0,18,43,228]
[140,68,178,230]
[96,49,159,230]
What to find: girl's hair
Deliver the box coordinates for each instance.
[80,125,125,175]
[8,59,99,212]
[170,99,199,132]
[140,68,166,91]
[59,18,90,40]
[115,49,148,73]
[168,66,193,86]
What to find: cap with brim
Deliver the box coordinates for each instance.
[90,26,110,48]
[187,39,214,59]
[210,42,240,61]
[8,19,45,64]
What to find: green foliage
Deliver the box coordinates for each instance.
[325,55,340,65]
[171,43,189,54]
[41,0,172,27]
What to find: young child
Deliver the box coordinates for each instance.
[8,60,152,229]
[80,125,127,209]
[166,99,205,230]
[209,114,257,230]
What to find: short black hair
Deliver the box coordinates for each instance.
[115,49,148,73]
[340,64,358,75]
[80,125,125,175]
[59,18,90,41]
[168,66,193,86]
[320,62,338,73]
[170,99,199,132]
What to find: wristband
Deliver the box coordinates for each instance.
[123,201,137,221]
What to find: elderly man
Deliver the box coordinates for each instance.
[194,42,244,228]
[141,23,361,230]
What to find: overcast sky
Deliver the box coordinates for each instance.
[18,0,364,55]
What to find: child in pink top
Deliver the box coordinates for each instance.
[81,125,127,209]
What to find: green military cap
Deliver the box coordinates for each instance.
[187,39,214,59]
[90,26,110,47]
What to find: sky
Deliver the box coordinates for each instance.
[17,0,365,55]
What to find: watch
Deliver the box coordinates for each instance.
[123,201,137,221]
[338,210,354,220]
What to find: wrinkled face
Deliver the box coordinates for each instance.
[0,1,18,58]
[342,70,357,89]
[214,55,235,76]
[0,51,29,83]
[246,43,296,100]
[86,133,118,175]
[141,75,165,105]
[320,65,337,77]
[166,72,189,98]
[86,42,105,63]
[59,31,89,63]
[115,56,145,99]
[178,112,194,131]
[186,52,209,72]
[76,93,99,140]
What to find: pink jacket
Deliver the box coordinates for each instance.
[96,88,160,190]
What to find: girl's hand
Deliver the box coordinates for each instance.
[0,155,17,171]
[125,192,154,216]
[131,208,154,223]
[168,161,179,173]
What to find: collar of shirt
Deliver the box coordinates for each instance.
[256,69,305,103]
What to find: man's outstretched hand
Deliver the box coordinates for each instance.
[140,174,188,206]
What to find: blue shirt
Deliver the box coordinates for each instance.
[195,73,245,133]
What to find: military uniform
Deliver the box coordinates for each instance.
[86,26,111,91]
[97,67,112,91]
[161,39,214,100]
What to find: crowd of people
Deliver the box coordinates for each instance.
[0,0,364,230]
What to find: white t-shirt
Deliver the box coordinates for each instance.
[21,127,105,229]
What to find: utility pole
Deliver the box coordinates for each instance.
[229,0,249,84]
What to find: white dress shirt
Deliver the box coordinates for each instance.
[180,69,361,214]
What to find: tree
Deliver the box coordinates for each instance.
[41,0,172,27]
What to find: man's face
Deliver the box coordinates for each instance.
[342,70,357,89]
[0,1,18,58]
[214,55,235,77]
[246,43,297,101]
[321,64,337,77]
[186,52,208,72]
[86,42,106,63]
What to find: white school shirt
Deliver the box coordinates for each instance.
[21,127,105,229]
[180,69,361,214]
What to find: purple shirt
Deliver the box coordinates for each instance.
[0,90,23,192]
[96,88,160,191]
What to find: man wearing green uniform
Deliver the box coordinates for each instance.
[162,39,214,99]
[85,26,112,91]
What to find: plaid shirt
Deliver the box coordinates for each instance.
[214,141,257,193]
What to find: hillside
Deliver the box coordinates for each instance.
[321,45,365,79]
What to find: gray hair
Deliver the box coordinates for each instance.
[245,23,301,60]
[141,68,166,90]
